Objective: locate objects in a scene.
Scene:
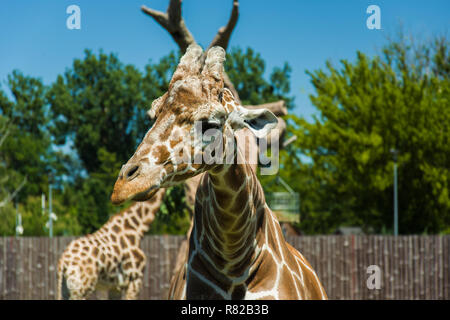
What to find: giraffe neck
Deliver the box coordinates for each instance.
[103,188,165,240]
[192,137,265,282]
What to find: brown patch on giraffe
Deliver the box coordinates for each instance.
[120,237,127,249]
[199,236,227,271]
[92,247,99,257]
[130,216,140,227]
[225,102,234,113]
[189,254,232,293]
[136,206,143,219]
[224,227,245,247]
[246,252,277,293]
[224,167,246,191]
[230,186,249,214]
[124,219,134,230]
[138,147,151,157]
[152,145,170,165]
[281,243,302,271]
[113,245,120,255]
[86,266,94,276]
[170,135,183,149]
[112,225,121,234]
[212,188,233,210]
[255,206,265,231]
[123,262,132,270]
[110,234,117,242]
[222,90,233,103]
[126,234,136,246]
[213,208,236,227]
[227,247,255,278]
[131,249,145,266]
[158,125,172,142]
[278,264,299,299]
[100,253,106,263]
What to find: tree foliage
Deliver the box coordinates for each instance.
[279,35,450,234]
[0,77,82,235]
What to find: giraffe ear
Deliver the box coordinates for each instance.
[228,107,278,138]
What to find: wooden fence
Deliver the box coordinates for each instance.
[0,235,449,300]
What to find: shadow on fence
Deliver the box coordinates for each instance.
[0,235,449,300]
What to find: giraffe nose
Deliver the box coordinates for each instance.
[120,163,141,181]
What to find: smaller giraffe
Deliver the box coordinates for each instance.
[57,189,165,300]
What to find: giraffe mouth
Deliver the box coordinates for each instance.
[131,185,160,202]
[110,175,161,205]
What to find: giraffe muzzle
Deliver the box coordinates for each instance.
[111,162,163,205]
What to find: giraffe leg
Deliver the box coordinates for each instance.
[65,273,97,300]
[68,285,95,300]
[122,248,147,300]
[124,277,143,300]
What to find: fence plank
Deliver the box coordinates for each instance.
[444,236,450,299]
[0,235,449,300]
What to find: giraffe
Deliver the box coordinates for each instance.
[57,188,165,300]
[110,44,327,300]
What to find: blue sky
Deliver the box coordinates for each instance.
[0,0,449,120]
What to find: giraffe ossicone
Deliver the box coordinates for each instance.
[111,44,327,300]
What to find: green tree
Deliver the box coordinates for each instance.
[0,73,67,236]
[47,50,153,175]
[0,72,55,198]
[281,35,450,234]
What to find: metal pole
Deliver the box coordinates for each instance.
[393,161,398,236]
[49,184,53,238]
[390,148,399,236]
[15,202,19,237]
[41,193,45,215]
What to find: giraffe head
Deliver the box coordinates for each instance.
[110,44,277,205]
